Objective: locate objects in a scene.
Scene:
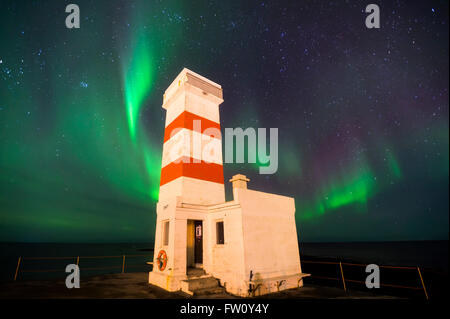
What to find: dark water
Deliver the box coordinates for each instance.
[300,240,448,271]
[0,243,154,282]
[0,241,447,282]
[299,241,448,299]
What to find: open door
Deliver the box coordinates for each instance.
[194,220,203,265]
[187,220,203,269]
[186,220,195,268]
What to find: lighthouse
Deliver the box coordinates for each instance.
[148,68,309,296]
[158,68,225,205]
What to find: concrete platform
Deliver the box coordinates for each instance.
[0,272,399,299]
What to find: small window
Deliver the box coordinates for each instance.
[163,221,170,246]
[216,221,224,245]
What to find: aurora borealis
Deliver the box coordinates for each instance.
[0,0,448,242]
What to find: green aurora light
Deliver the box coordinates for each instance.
[0,0,447,242]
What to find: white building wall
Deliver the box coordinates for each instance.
[204,207,247,296]
[149,198,196,292]
[238,188,303,295]
[150,190,305,296]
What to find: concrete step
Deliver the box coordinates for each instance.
[186,267,206,277]
[181,276,220,295]
[192,286,227,296]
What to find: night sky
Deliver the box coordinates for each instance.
[0,0,448,242]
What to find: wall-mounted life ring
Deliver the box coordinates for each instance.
[156,250,168,271]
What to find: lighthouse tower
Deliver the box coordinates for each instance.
[149,68,308,296]
[159,68,225,205]
[149,68,226,291]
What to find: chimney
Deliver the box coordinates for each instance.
[229,174,250,189]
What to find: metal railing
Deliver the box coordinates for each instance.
[11,255,433,299]
[13,254,153,281]
[301,260,429,299]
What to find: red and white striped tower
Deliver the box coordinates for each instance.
[159,68,225,205]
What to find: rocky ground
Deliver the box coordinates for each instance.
[0,272,398,299]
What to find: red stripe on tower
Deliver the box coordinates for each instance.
[163,111,221,143]
[160,157,224,186]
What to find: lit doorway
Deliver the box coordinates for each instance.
[187,220,203,269]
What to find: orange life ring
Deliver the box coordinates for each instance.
[156,250,168,271]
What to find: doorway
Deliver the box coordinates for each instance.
[187,220,203,268]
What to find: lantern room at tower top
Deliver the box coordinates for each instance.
[148,68,309,297]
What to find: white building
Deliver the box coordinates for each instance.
[148,68,309,296]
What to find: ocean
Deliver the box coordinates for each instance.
[0,241,447,282]
[300,240,448,270]
[0,242,154,282]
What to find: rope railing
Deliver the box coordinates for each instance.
[13,253,154,281]
[23,256,76,260]
[12,254,431,299]
[22,254,151,260]
[301,259,429,299]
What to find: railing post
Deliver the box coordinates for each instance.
[14,256,22,281]
[122,255,126,273]
[417,267,429,300]
[339,261,347,292]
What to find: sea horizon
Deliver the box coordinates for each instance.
[1,240,447,271]
[0,239,447,244]
[0,240,447,299]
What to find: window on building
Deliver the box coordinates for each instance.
[216,221,224,245]
[163,221,170,246]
